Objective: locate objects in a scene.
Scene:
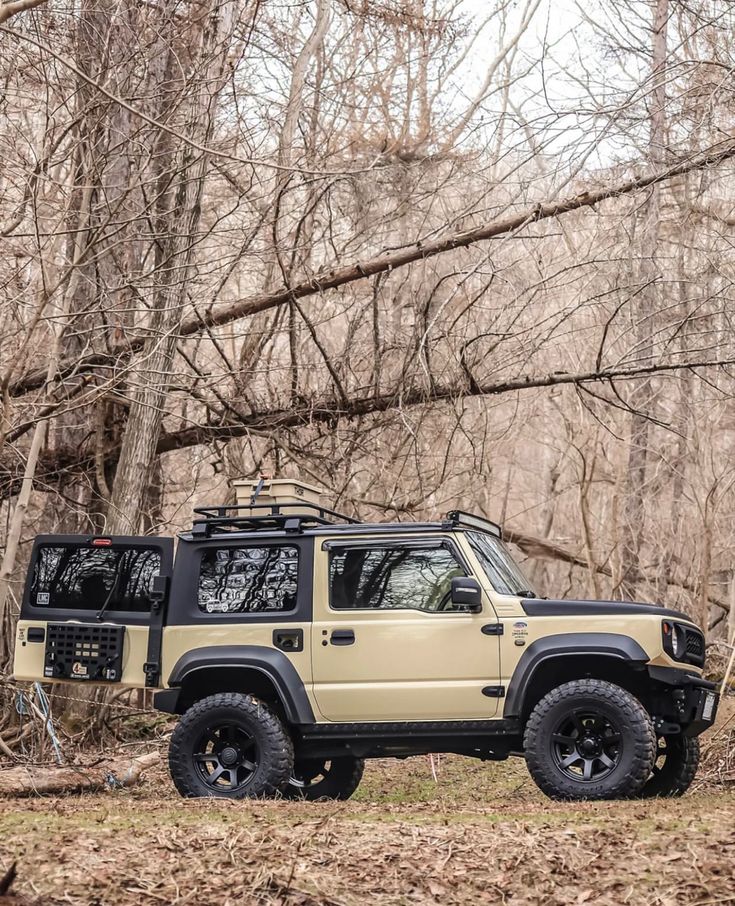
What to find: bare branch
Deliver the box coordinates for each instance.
[9,136,735,400]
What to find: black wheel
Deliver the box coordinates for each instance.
[636,735,700,798]
[169,693,293,799]
[284,756,364,801]
[524,679,656,800]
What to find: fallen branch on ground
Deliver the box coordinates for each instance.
[0,752,159,797]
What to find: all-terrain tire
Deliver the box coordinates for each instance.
[636,735,700,798]
[524,679,656,801]
[284,756,365,801]
[168,693,293,799]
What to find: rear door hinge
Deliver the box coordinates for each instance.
[143,662,160,687]
[481,623,504,636]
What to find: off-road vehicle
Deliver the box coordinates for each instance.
[13,479,718,801]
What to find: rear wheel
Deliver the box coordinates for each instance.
[636,735,700,798]
[284,756,364,800]
[169,693,293,799]
[524,679,656,800]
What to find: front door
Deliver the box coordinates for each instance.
[311,537,501,722]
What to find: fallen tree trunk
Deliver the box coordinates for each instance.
[0,752,159,797]
[8,136,735,401]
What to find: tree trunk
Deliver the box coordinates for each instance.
[0,752,159,797]
[619,0,669,598]
[105,0,232,534]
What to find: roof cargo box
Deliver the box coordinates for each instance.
[231,478,325,515]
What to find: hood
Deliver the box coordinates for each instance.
[521,598,693,622]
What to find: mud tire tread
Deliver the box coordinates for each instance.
[168,692,293,799]
[524,678,656,801]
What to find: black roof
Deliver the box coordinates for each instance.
[182,502,502,542]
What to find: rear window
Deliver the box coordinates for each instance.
[30,545,162,613]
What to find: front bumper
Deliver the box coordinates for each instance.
[647,665,719,737]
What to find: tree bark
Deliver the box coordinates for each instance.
[0,0,46,24]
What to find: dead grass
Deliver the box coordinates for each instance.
[1,752,735,905]
[1,701,734,905]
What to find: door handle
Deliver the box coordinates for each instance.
[330,629,355,646]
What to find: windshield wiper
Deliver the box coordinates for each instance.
[96,568,122,622]
[515,589,536,598]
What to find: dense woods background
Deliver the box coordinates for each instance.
[2,0,735,750]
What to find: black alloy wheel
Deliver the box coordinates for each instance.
[193,722,260,793]
[524,679,655,800]
[284,756,364,800]
[550,709,623,783]
[635,734,700,798]
[169,693,293,799]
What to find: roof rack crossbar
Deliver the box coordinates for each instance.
[190,500,359,537]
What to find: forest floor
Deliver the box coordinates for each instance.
[2,753,735,906]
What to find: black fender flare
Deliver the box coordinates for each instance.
[503,632,650,718]
[154,645,315,724]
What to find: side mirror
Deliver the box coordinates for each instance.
[451,576,483,612]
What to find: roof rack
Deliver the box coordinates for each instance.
[187,502,502,540]
[190,501,359,537]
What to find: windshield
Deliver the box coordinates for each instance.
[466,531,536,597]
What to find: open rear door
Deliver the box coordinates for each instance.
[14,534,174,689]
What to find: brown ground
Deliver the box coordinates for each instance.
[2,705,735,906]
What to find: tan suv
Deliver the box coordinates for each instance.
[13,479,718,801]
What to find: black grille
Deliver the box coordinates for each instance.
[44,623,125,682]
[684,628,705,666]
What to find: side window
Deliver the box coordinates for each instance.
[30,545,161,613]
[329,545,465,612]
[197,546,299,614]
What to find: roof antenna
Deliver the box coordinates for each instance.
[249,474,268,507]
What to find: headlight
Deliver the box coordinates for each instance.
[671,624,685,659]
[662,620,701,664]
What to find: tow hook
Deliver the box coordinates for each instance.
[653,717,681,735]
[673,688,687,717]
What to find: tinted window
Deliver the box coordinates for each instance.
[329,546,465,612]
[197,546,298,614]
[31,545,161,613]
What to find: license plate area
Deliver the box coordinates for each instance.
[701,690,717,723]
[44,623,125,682]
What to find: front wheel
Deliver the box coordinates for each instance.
[169,693,294,799]
[284,756,364,800]
[524,679,656,800]
[635,735,700,798]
